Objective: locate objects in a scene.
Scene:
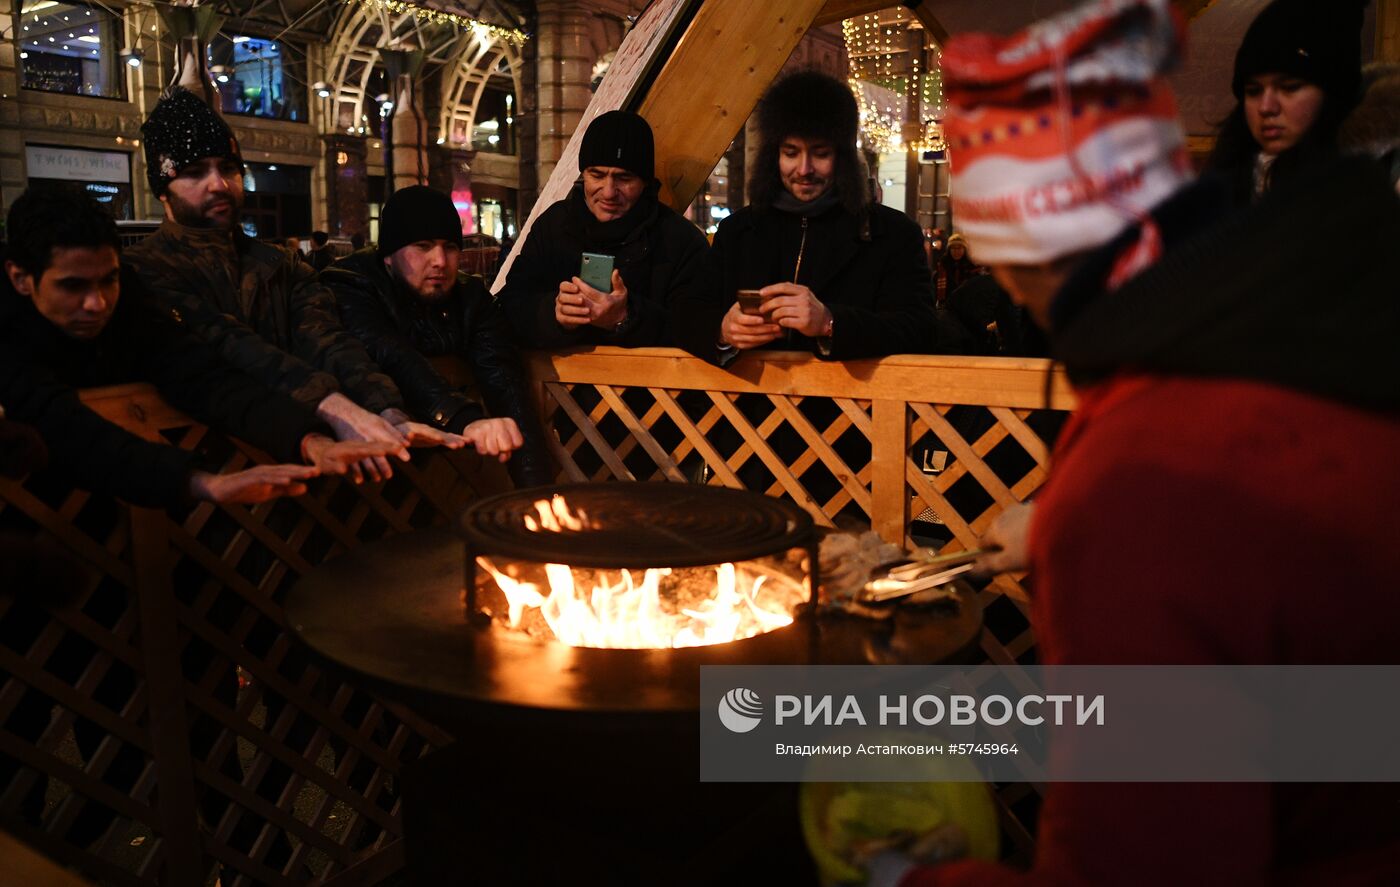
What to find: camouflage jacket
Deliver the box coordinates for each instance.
[125,219,402,414]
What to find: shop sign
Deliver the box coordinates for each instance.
[25,145,131,183]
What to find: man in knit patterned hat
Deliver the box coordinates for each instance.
[126,87,460,482]
[860,2,1400,885]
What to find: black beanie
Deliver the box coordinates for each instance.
[758,71,859,149]
[377,186,463,256]
[578,110,655,180]
[1231,0,1369,100]
[141,87,243,196]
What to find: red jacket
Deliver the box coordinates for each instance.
[901,375,1400,887]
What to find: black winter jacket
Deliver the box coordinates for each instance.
[322,250,554,487]
[496,186,709,349]
[672,201,969,363]
[0,268,326,507]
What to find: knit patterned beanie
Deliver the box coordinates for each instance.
[141,87,243,196]
[942,0,1191,286]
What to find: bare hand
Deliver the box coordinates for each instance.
[395,422,467,449]
[189,464,318,504]
[580,270,628,330]
[301,434,406,485]
[460,417,524,462]
[758,282,832,338]
[314,393,409,482]
[971,501,1035,578]
[555,279,591,329]
[719,302,782,350]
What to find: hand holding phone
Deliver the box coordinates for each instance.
[580,252,616,293]
[737,289,768,317]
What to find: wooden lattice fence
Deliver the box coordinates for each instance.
[1,348,1074,883]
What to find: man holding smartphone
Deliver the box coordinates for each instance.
[496,110,709,349]
[672,72,968,364]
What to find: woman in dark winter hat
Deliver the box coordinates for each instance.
[934,232,979,306]
[1207,0,1370,204]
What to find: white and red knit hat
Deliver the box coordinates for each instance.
[942,0,1193,284]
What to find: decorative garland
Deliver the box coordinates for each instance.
[343,0,528,45]
[842,12,946,155]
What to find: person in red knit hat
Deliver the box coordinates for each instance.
[865,1,1400,885]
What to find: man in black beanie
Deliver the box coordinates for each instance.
[322,185,554,487]
[125,87,458,482]
[496,109,709,348]
[671,71,964,364]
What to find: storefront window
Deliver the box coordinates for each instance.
[18,2,126,99]
[25,144,134,219]
[240,162,311,240]
[208,35,307,123]
[471,87,516,155]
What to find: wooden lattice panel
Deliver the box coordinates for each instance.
[4,349,1076,880]
[0,415,495,886]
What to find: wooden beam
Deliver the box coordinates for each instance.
[1379,0,1400,63]
[640,0,830,210]
[906,1,949,45]
[814,0,888,28]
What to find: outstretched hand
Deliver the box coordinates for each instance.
[460,417,524,462]
[189,464,318,505]
[301,434,407,484]
[313,394,410,481]
[394,422,468,449]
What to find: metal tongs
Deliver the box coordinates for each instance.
[858,548,993,605]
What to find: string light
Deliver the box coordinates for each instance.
[341,0,527,45]
[842,11,946,155]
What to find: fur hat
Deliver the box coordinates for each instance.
[1339,64,1400,159]
[749,71,871,216]
[141,87,243,196]
[579,110,656,181]
[1231,0,1369,101]
[377,185,463,257]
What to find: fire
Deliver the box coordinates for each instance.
[523,494,594,532]
[477,559,802,649]
[475,494,805,649]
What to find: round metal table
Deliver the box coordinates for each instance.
[284,526,985,886]
[285,526,984,721]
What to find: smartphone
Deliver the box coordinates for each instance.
[580,252,615,292]
[737,289,766,316]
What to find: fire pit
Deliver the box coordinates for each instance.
[459,483,816,650]
[285,482,982,885]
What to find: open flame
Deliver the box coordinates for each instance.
[474,494,806,649]
[523,494,594,532]
[477,558,801,649]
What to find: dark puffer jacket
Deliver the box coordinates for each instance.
[495,186,709,349]
[672,201,970,363]
[322,249,554,487]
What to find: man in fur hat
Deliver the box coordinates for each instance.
[497,109,709,348]
[673,71,965,363]
[125,87,457,482]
